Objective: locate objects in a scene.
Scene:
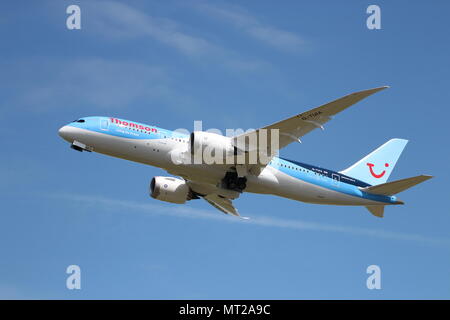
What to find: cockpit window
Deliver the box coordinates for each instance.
[74,119,85,123]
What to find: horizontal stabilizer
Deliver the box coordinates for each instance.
[366,206,385,218]
[362,175,433,196]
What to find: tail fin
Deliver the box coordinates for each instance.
[340,139,408,185]
[365,206,385,218]
[361,175,433,196]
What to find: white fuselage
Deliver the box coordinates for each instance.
[58,117,397,208]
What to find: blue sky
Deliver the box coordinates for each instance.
[1,0,449,299]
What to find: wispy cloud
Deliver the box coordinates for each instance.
[50,193,450,247]
[1,58,197,112]
[193,2,306,52]
[89,1,217,57]
[86,1,272,72]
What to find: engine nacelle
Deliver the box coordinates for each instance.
[190,131,236,164]
[149,176,190,204]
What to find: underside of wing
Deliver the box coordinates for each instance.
[203,194,242,217]
[232,86,389,153]
[185,180,245,218]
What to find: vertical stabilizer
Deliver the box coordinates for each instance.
[340,139,408,185]
[365,206,385,218]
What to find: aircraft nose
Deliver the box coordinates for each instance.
[58,126,71,141]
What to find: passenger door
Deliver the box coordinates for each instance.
[100,118,109,131]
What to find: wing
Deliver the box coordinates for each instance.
[185,180,248,218]
[203,194,241,217]
[232,86,389,154]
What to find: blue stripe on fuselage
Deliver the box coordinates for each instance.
[279,157,370,188]
[269,158,396,204]
[67,116,189,140]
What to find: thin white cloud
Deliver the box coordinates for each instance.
[86,1,272,72]
[51,193,450,247]
[90,1,217,57]
[1,57,197,112]
[193,2,306,52]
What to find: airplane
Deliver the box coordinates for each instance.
[58,86,432,218]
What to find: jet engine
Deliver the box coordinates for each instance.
[149,176,194,204]
[190,131,237,164]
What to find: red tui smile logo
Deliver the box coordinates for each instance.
[367,162,389,178]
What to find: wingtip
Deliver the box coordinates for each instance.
[374,85,390,91]
[354,85,390,96]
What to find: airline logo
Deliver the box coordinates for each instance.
[110,118,157,133]
[367,162,389,179]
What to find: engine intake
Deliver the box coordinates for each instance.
[150,176,190,204]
